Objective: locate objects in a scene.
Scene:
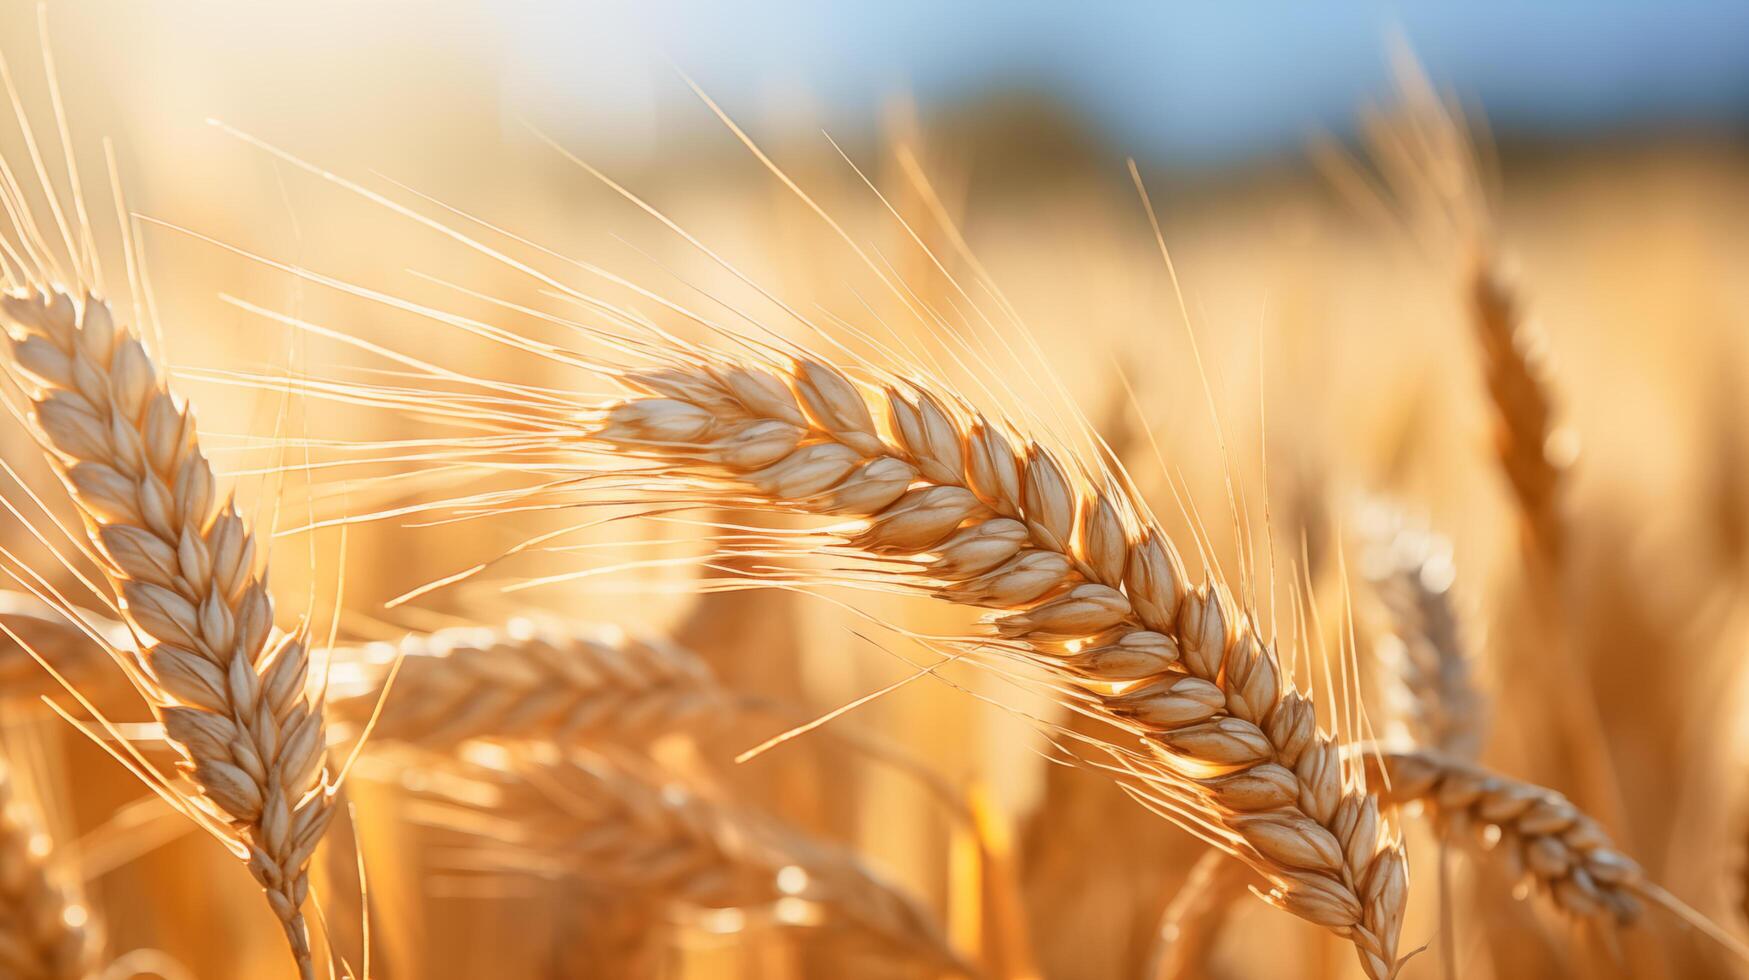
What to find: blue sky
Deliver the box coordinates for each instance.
[505,2,1749,162]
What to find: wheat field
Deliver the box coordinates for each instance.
[0,3,1747,979]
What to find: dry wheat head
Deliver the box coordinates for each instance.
[399,742,968,975]
[0,290,334,979]
[1367,748,1640,924]
[1358,505,1485,760]
[582,354,1408,978]
[326,619,726,747]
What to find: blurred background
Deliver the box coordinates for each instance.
[2,1,1747,978]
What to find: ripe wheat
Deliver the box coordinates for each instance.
[1359,505,1485,760]
[326,619,726,747]
[0,290,335,979]
[398,742,968,974]
[1367,748,1641,924]
[584,354,1407,978]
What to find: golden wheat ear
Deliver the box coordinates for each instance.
[1357,501,1485,761]
[391,741,973,976]
[325,619,727,748]
[0,289,336,980]
[1366,749,1642,924]
[574,352,1408,979]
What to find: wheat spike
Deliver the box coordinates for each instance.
[1358,503,1485,760]
[396,742,968,974]
[0,290,335,979]
[326,619,726,747]
[0,593,127,708]
[582,354,1407,978]
[1367,748,1641,924]
[0,757,96,980]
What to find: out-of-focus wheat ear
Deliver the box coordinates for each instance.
[0,290,335,980]
[325,619,727,748]
[1366,749,1642,924]
[388,741,972,977]
[0,592,126,708]
[0,756,98,980]
[1468,262,1566,571]
[1361,63,1630,848]
[1146,849,1254,980]
[582,354,1408,978]
[1356,502,1485,760]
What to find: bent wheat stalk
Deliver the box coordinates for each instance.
[0,758,96,980]
[1147,849,1253,980]
[1366,748,1641,924]
[396,742,967,974]
[325,619,726,747]
[583,353,1407,977]
[0,290,335,979]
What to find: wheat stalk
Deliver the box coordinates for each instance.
[580,354,1407,978]
[394,741,968,975]
[1146,849,1253,980]
[0,290,335,979]
[326,619,726,748]
[0,757,96,980]
[1366,748,1641,924]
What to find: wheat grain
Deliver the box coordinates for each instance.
[0,290,335,979]
[1366,748,1641,924]
[395,741,968,975]
[326,619,725,748]
[582,355,1407,978]
[0,757,96,980]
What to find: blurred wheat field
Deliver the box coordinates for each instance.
[1,3,1748,979]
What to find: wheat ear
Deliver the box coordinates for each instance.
[584,354,1406,978]
[0,757,96,980]
[0,592,120,707]
[326,619,725,748]
[397,742,968,974]
[0,290,334,979]
[1469,263,1566,568]
[1367,748,1641,924]
[1358,505,1485,760]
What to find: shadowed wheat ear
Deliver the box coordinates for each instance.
[326,619,726,747]
[1357,503,1485,760]
[0,592,122,707]
[0,757,96,980]
[0,290,336,979]
[390,741,969,975]
[580,352,1408,978]
[1365,748,1642,925]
